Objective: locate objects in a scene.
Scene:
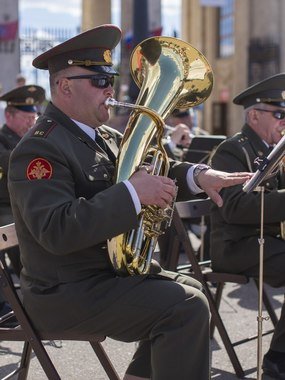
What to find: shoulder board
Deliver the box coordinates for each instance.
[236,133,249,147]
[32,119,57,138]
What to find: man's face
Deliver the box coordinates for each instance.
[55,67,115,128]
[250,105,285,145]
[5,109,37,137]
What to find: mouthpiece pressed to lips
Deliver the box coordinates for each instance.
[105,97,116,107]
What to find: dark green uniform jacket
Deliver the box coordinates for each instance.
[210,124,285,276]
[8,102,197,332]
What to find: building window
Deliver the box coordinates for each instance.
[218,0,234,57]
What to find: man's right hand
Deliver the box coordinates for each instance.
[129,167,177,209]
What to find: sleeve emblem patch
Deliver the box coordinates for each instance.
[27,158,52,180]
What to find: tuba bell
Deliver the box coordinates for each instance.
[107,36,213,276]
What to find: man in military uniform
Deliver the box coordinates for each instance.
[0,85,45,324]
[210,73,285,379]
[8,25,250,380]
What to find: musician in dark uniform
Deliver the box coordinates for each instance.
[0,85,45,323]
[210,73,285,379]
[8,25,251,380]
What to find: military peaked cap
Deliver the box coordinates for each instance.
[233,73,285,109]
[33,24,122,75]
[0,85,46,112]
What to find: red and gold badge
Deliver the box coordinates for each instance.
[27,158,52,180]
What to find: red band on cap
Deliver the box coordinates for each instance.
[27,158,52,180]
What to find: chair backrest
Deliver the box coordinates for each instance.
[158,198,212,270]
[175,198,212,264]
[184,135,226,164]
[175,198,212,219]
[0,224,120,380]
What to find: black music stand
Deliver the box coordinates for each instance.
[184,135,226,164]
[243,135,285,380]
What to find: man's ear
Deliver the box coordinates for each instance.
[5,110,14,123]
[58,77,71,96]
[62,79,71,95]
[248,108,259,125]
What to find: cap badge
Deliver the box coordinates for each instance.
[27,158,52,180]
[25,97,35,105]
[27,86,37,93]
[103,50,112,64]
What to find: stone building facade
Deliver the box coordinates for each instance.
[82,0,285,135]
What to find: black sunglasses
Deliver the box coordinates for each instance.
[66,74,115,89]
[254,108,285,120]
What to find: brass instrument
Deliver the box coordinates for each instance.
[106,36,213,276]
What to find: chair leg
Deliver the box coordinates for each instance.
[253,279,278,327]
[210,282,224,339]
[26,337,61,380]
[172,212,244,377]
[90,341,120,380]
[204,284,245,378]
[17,341,32,380]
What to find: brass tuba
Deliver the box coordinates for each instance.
[107,36,213,276]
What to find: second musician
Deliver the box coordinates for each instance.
[210,73,285,379]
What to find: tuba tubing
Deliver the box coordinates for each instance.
[106,36,213,276]
[106,97,171,276]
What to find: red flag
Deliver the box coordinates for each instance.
[150,26,163,37]
[0,20,18,41]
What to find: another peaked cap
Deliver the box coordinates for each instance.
[32,24,122,75]
[0,85,46,112]
[233,73,285,108]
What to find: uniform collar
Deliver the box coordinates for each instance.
[242,123,271,156]
[71,119,96,141]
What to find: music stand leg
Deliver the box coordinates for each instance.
[256,186,265,380]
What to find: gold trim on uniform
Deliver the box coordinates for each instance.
[67,58,112,67]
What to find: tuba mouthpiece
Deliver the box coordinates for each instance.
[105,97,117,107]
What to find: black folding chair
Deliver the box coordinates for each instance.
[162,199,278,378]
[0,223,120,380]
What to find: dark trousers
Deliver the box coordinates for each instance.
[23,269,210,380]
